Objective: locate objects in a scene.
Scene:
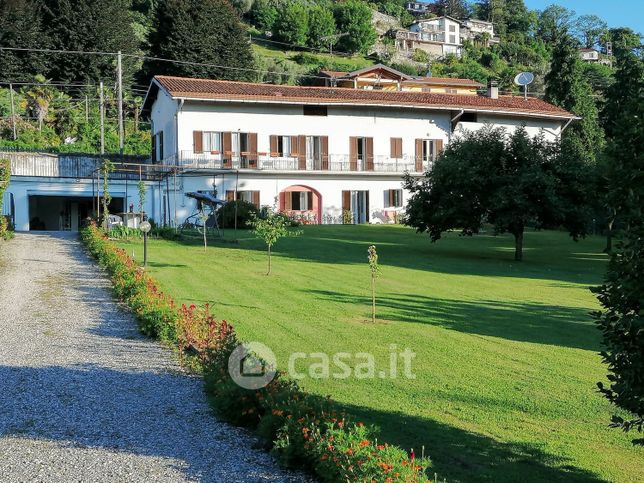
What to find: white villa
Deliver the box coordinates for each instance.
[2,71,576,231]
[398,16,499,58]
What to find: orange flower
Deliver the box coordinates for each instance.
[346,448,354,456]
[359,440,370,448]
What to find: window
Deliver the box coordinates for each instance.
[449,25,456,32]
[227,190,260,207]
[422,140,437,162]
[278,136,291,156]
[303,105,328,116]
[203,132,221,153]
[306,136,322,161]
[449,34,456,44]
[446,88,457,94]
[232,132,250,155]
[153,131,164,162]
[421,87,432,92]
[384,189,403,208]
[291,191,313,211]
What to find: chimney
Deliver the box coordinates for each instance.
[487,79,498,99]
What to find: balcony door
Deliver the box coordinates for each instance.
[349,137,374,171]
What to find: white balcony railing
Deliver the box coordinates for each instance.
[167,151,430,173]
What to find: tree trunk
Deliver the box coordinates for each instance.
[514,230,524,262]
[604,216,615,254]
[267,244,272,275]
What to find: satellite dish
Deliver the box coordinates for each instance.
[514,72,534,86]
[514,72,534,99]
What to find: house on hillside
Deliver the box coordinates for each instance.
[397,16,499,58]
[316,64,483,95]
[405,1,430,15]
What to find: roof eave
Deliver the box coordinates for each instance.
[168,94,578,121]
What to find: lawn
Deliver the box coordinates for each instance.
[117,226,643,482]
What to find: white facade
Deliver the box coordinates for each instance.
[409,17,463,56]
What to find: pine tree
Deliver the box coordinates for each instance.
[146,0,254,81]
[545,34,604,162]
[42,0,139,83]
[0,0,50,81]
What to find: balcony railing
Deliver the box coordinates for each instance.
[171,151,428,173]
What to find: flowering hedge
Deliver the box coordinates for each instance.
[81,223,430,482]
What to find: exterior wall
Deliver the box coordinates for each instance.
[6,177,159,231]
[455,115,563,140]
[176,174,409,225]
[173,102,452,164]
[150,88,178,161]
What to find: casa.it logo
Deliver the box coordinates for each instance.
[228,342,277,389]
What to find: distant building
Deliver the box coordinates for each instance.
[317,64,484,95]
[397,16,498,59]
[405,1,430,15]
[579,48,600,62]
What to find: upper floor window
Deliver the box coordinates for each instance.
[449,34,456,44]
[278,136,291,156]
[203,131,221,153]
[303,105,328,116]
[449,25,456,32]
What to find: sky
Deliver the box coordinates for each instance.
[523,0,644,33]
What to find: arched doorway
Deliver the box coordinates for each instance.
[279,185,322,224]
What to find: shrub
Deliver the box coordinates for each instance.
[412,48,430,63]
[217,200,258,228]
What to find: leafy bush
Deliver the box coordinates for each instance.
[217,200,258,228]
[0,158,12,240]
[411,48,430,64]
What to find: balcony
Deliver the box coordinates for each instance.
[169,151,429,174]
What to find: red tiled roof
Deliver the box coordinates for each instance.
[151,75,575,118]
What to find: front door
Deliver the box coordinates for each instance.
[342,190,369,224]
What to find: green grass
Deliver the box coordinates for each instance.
[117,226,643,482]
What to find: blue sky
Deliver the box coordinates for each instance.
[523,0,643,33]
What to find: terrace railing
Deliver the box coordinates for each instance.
[2,150,153,179]
[173,151,426,173]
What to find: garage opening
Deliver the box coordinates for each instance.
[28,195,124,231]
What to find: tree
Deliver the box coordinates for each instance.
[367,245,380,323]
[536,4,576,44]
[21,75,57,132]
[476,0,534,37]
[250,210,299,275]
[249,0,279,32]
[593,225,644,444]
[434,0,470,19]
[307,4,336,50]
[0,0,50,82]
[273,0,309,47]
[600,43,644,251]
[575,14,607,49]
[146,0,254,81]
[545,34,604,162]
[403,126,591,261]
[42,0,139,83]
[333,0,377,54]
[0,158,10,238]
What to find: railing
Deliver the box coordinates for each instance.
[2,150,153,179]
[173,151,425,173]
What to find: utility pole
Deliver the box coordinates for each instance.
[117,50,124,156]
[9,83,17,140]
[99,81,105,155]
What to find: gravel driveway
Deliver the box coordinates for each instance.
[0,232,306,482]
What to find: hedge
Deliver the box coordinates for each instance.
[80,223,430,482]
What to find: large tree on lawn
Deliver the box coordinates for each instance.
[146,0,254,81]
[403,126,592,261]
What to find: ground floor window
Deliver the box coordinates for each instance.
[226,190,260,207]
[384,189,403,208]
[291,191,313,211]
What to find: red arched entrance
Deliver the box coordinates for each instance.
[279,185,322,224]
